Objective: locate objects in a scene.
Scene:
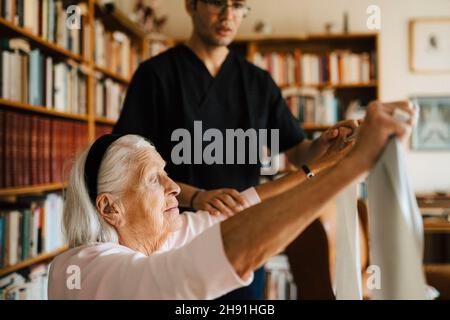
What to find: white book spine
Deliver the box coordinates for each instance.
[8,211,21,266]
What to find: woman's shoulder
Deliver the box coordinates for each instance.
[51,243,138,270]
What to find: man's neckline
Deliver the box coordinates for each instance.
[179,44,234,79]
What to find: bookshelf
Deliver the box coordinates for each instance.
[229,33,380,173]
[230,33,380,132]
[0,0,152,280]
[0,246,68,278]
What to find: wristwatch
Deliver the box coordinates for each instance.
[301,164,315,179]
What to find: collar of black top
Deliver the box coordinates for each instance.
[84,134,126,207]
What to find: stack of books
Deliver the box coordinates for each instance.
[253,49,377,87]
[1,0,88,57]
[0,264,49,300]
[1,38,88,114]
[94,19,140,79]
[94,73,127,120]
[284,87,339,125]
[0,110,89,188]
[0,193,65,269]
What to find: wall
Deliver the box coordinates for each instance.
[122,0,450,192]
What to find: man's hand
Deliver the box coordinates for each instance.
[192,188,250,217]
[311,119,360,168]
[315,127,356,171]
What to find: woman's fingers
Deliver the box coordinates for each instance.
[225,189,249,208]
[220,193,244,212]
[210,198,234,217]
[204,203,221,216]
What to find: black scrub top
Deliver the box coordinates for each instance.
[113,44,306,300]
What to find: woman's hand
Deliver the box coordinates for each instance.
[349,100,415,170]
[192,188,250,217]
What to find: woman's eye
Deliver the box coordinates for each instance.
[148,175,158,184]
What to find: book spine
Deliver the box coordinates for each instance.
[0,109,5,188]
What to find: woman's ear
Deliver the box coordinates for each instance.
[96,194,124,228]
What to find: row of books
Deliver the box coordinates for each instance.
[285,88,339,125]
[1,38,88,115]
[253,50,376,87]
[0,0,89,57]
[0,193,65,268]
[94,19,141,79]
[0,265,48,300]
[95,74,126,120]
[95,124,112,139]
[0,110,89,188]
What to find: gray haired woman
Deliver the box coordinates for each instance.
[48,101,414,299]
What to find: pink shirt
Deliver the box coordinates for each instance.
[48,188,261,300]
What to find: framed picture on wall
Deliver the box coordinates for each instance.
[411,96,450,150]
[409,18,450,73]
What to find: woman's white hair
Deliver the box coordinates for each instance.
[63,134,154,248]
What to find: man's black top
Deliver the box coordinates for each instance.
[113,44,306,299]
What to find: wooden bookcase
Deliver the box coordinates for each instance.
[0,0,151,276]
[230,33,380,132]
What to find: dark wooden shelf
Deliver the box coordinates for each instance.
[234,32,378,43]
[424,220,450,233]
[281,81,378,91]
[95,116,117,126]
[0,98,89,121]
[0,16,84,62]
[0,247,68,277]
[0,182,67,198]
[94,65,131,84]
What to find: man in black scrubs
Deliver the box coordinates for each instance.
[114,0,357,299]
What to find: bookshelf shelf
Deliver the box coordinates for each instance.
[234,32,378,43]
[0,17,84,62]
[95,116,117,126]
[281,81,378,91]
[0,98,89,121]
[0,182,67,198]
[0,246,68,277]
[424,220,450,233]
[93,65,131,84]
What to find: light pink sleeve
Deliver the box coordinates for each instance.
[160,187,262,252]
[50,224,253,300]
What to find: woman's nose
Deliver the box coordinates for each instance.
[164,176,181,197]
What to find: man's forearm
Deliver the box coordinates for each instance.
[285,139,323,168]
[221,154,367,280]
[177,182,200,208]
[254,161,324,202]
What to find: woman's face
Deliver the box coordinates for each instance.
[121,148,182,244]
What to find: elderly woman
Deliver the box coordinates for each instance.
[48,101,414,299]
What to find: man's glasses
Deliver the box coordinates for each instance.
[198,0,251,19]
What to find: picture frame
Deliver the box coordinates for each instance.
[409,18,450,73]
[411,96,450,150]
